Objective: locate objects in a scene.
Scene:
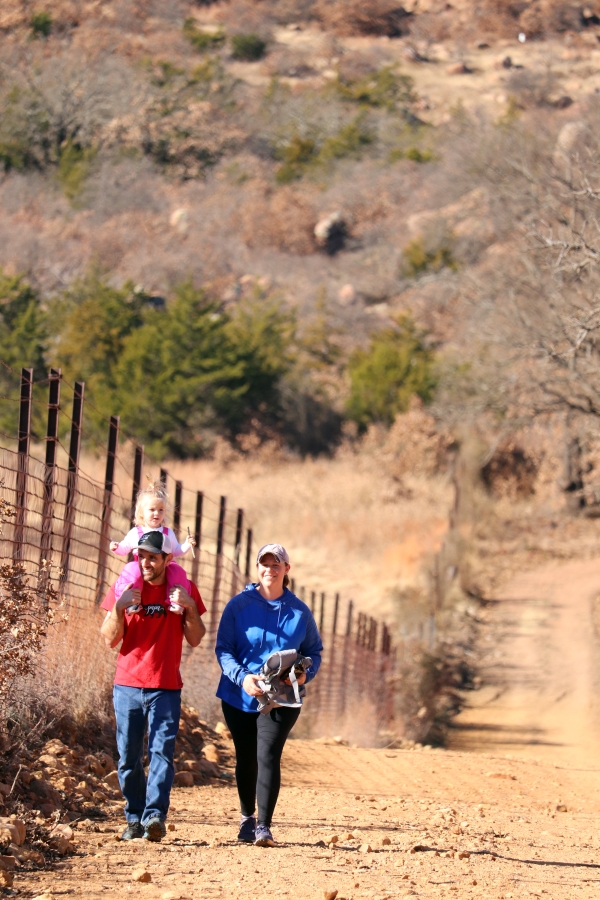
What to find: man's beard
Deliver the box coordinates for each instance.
[140,564,165,583]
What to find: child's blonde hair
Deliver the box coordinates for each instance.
[135,479,169,527]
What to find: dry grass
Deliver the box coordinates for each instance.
[164,441,453,624]
[34,410,453,628]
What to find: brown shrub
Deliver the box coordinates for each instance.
[506,67,559,107]
[0,0,83,32]
[408,10,455,47]
[481,440,539,500]
[315,0,412,37]
[106,101,244,181]
[262,46,318,79]
[239,185,316,254]
[214,0,275,37]
[518,0,584,36]
[382,399,453,479]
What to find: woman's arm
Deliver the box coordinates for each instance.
[215,600,251,687]
[299,610,324,683]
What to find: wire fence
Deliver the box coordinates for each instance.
[0,366,398,737]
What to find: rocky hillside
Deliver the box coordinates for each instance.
[3,0,600,494]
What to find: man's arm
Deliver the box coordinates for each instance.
[170,587,206,647]
[100,586,140,648]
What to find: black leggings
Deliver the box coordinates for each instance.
[221,700,300,826]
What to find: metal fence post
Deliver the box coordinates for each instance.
[211,495,226,632]
[13,367,33,561]
[131,445,144,527]
[191,491,203,586]
[332,592,339,635]
[231,508,243,595]
[339,600,354,719]
[319,591,326,633]
[96,415,119,601]
[174,480,183,539]
[60,381,84,586]
[39,368,61,569]
[244,527,252,580]
[329,591,340,723]
[160,468,167,486]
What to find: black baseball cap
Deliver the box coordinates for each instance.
[137,530,173,554]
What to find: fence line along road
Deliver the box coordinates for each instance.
[1,366,397,737]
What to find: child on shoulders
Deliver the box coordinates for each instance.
[110,480,195,559]
[110,480,196,615]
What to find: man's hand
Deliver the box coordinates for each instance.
[100,583,140,649]
[169,586,195,613]
[171,587,206,647]
[243,673,266,697]
[118,585,141,613]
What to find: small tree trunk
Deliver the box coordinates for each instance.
[561,417,584,514]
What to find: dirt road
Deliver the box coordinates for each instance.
[19,557,600,900]
[449,557,600,765]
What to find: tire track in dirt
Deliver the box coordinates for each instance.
[448,557,600,765]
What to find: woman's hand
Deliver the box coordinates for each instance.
[243,673,265,697]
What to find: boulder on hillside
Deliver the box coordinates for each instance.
[314,212,347,255]
[553,120,587,168]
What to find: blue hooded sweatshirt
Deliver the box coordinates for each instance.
[215,584,323,712]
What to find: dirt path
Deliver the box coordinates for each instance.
[18,557,600,900]
[448,556,600,765]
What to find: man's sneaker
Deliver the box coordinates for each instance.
[120,821,144,841]
[237,816,256,843]
[254,823,275,847]
[143,816,167,842]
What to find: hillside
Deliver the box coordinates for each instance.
[4,0,600,633]
[1,1,598,315]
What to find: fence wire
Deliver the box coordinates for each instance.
[1,416,398,738]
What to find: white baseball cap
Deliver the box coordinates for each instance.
[256,543,290,565]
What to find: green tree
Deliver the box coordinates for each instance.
[111,282,288,457]
[224,293,295,431]
[0,271,47,440]
[48,275,317,457]
[347,316,436,430]
[49,273,147,427]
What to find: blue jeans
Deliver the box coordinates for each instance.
[113,685,181,825]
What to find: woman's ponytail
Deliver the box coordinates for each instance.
[283,574,290,589]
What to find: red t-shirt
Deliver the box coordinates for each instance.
[101,579,206,690]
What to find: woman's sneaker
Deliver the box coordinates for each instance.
[254,823,275,847]
[237,816,256,842]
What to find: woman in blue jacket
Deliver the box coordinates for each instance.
[215,543,322,848]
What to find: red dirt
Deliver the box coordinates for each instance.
[16,556,600,899]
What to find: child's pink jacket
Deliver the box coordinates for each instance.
[114,560,189,601]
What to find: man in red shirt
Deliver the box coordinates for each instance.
[101,530,206,842]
